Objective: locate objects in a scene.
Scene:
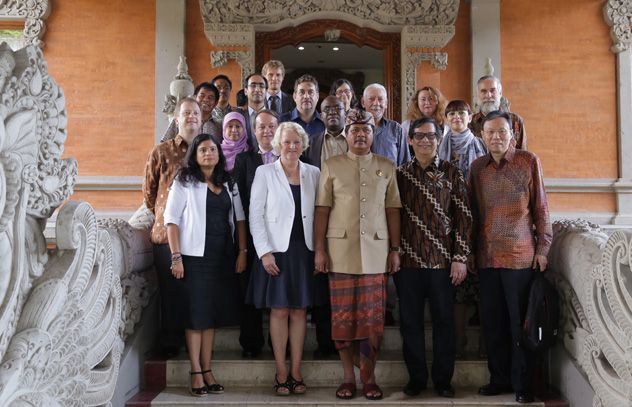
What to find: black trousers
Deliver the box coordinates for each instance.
[479,267,535,392]
[393,267,455,388]
[238,254,264,352]
[312,273,334,351]
[153,244,186,348]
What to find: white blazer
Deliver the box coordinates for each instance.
[164,178,245,257]
[249,159,320,258]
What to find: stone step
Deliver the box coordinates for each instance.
[131,386,547,406]
[164,351,489,389]
[212,325,482,354]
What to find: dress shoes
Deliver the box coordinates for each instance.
[241,349,261,358]
[515,391,535,403]
[434,385,455,398]
[402,381,426,396]
[478,383,513,396]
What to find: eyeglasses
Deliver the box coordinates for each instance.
[322,106,344,114]
[482,129,511,137]
[411,132,438,141]
[248,82,266,89]
[336,89,352,96]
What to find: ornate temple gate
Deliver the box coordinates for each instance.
[197,0,459,118]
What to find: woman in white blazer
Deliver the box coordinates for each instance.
[164,134,248,397]
[246,122,320,396]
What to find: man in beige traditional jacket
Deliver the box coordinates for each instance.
[314,109,401,401]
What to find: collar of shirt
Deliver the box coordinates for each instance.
[174,135,188,147]
[266,92,281,101]
[483,144,516,167]
[413,154,440,171]
[325,129,345,139]
[290,108,323,124]
[258,147,279,157]
[346,150,373,162]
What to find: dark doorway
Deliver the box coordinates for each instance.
[255,20,401,120]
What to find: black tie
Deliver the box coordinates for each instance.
[270,95,279,113]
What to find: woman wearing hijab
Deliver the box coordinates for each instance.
[221,111,250,172]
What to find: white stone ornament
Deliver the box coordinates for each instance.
[0,43,155,406]
[0,0,50,48]
[604,0,632,53]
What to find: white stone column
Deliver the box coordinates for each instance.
[614,49,632,224]
[470,0,501,104]
[155,0,186,144]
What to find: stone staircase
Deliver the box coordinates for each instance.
[127,324,565,406]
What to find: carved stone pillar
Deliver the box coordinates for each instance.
[0,0,50,48]
[604,0,632,224]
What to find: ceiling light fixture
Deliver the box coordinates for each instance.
[298,46,305,51]
[333,47,339,51]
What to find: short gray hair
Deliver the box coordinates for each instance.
[363,83,388,100]
[477,75,502,93]
[272,122,310,152]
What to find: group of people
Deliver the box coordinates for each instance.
[142,59,551,404]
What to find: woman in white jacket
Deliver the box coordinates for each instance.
[246,122,321,396]
[164,133,247,397]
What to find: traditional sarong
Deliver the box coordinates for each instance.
[329,272,386,383]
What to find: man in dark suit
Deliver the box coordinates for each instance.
[233,109,280,358]
[262,60,295,116]
[303,95,346,358]
[242,74,268,150]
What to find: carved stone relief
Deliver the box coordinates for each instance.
[0,43,155,406]
[197,0,459,117]
[403,51,448,106]
[211,50,254,79]
[0,0,50,48]
[604,0,632,53]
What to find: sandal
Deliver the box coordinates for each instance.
[363,383,383,400]
[201,369,224,394]
[335,382,357,399]
[274,374,291,396]
[288,375,306,394]
[189,371,207,397]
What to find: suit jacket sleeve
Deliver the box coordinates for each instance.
[249,166,273,258]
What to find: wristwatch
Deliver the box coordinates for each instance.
[389,246,402,254]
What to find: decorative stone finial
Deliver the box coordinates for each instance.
[484,57,494,76]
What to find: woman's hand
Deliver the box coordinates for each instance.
[235,251,247,274]
[171,261,184,279]
[261,252,280,276]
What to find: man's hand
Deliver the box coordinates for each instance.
[387,252,401,274]
[450,261,467,285]
[532,254,548,272]
[314,249,330,274]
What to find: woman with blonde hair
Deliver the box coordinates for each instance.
[246,122,321,396]
[401,86,448,137]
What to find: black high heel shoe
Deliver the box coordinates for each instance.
[189,371,207,397]
[201,369,225,394]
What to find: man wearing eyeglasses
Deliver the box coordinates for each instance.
[394,117,472,399]
[469,75,527,150]
[243,74,268,149]
[469,111,551,404]
[280,74,325,140]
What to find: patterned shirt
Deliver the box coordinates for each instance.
[470,111,527,150]
[371,117,411,166]
[143,135,189,245]
[397,156,472,269]
[468,146,552,269]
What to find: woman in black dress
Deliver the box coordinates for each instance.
[164,134,247,397]
[247,122,321,395]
